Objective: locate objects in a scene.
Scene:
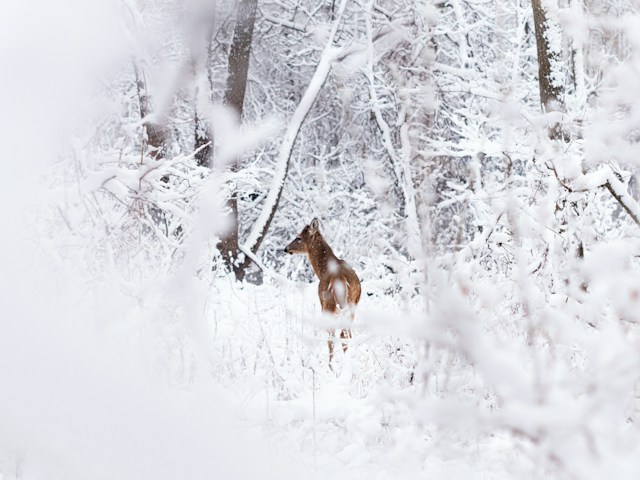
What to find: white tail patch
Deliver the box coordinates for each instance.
[328,259,339,274]
[333,278,350,308]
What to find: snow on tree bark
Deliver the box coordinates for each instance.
[531,0,566,140]
[217,0,258,281]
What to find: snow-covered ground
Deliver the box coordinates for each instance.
[0,253,525,480]
[4,220,640,480]
[208,281,524,480]
[152,276,534,480]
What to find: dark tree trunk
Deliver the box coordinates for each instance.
[134,64,169,160]
[531,0,566,141]
[194,112,212,168]
[193,21,216,169]
[217,0,258,281]
[134,64,170,233]
[223,0,258,116]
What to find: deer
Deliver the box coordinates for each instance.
[284,218,361,368]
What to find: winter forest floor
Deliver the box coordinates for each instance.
[0,264,532,480]
[4,221,640,480]
[198,280,527,479]
[203,281,521,480]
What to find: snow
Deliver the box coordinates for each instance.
[572,166,640,225]
[571,168,610,191]
[0,268,299,480]
[6,251,623,480]
[5,0,640,479]
[204,281,521,480]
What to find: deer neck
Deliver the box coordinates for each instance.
[307,235,337,279]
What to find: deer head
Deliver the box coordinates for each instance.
[283,218,320,255]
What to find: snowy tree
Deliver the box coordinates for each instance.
[532,0,566,139]
[216,0,259,281]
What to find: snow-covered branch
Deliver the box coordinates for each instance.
[572,166,640,227]
[241,0,349,256]
[365,2,422,258]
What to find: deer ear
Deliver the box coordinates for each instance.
[309,218,320,232]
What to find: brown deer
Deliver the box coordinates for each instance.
[284,218,361,368]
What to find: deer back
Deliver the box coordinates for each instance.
[284,218,361,310]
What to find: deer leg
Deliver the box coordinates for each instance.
[327,328,335,369]
[321,293,339,369]
[341,306,355,353]
[340,329,349,353]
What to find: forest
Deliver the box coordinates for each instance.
[2,0,640,478]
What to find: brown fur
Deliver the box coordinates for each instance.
[284,218,361,367]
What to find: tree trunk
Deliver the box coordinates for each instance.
[193,21,216,169]
[531,0,566,140]
[134,64,169,159]
[194,111,212,168]
[223,0,258,118]
[134,63,170,233]
[217,0,258,281]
